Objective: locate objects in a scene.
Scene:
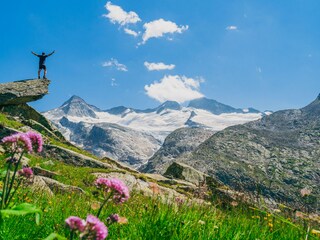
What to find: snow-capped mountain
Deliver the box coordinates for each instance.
[44,95,265,168]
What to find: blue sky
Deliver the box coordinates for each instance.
[1,0,320,112]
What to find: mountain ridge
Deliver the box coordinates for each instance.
[44,95,264,168]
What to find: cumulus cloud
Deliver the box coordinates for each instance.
[102,58,128,72]
[226,25,238,31]
[141,19,188,44]
[103,2,141,26]
[124,28,139,37]
[144,75,204,103]
[144,62,175,71]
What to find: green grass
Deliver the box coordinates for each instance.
[0,189,312,240]
[0,113,23,129]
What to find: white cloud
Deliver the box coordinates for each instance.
[124,28,139,37]
[144,75,204,103]
[103,2,141,26]
[226,25,238,31]
[102,58,128,72]
[111,78,118,87]
[141,19,188,44]
[144,62,175,71]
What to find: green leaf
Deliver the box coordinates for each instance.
[43,233,67,240]
[0,203,41,219]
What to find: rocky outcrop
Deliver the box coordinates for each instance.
[0,79,50,105]
[140,127,214,173]
[164,162,208,185]
[32,166,59,178]
[40,176,85,194]
[41,144,114,169]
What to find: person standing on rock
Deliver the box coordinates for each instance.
[31,50,55,79]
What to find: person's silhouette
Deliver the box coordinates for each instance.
[31,50,55,79]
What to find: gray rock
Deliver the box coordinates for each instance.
[0,79,50,105]
[164,162,208,185]
[31,176,54,196]
[41,144,113,169]
[40,176,85,194]
[140,127,214,173]
[32,166,59,178]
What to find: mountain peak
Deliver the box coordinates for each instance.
[60,95,100,118]
[62,95,86,106]
[188,97,241,115]
[156,101,181,113]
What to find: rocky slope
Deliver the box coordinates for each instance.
[59,117,160,168]
[168,95,320,211]
[140,127,215,173]
[44,96,263,168]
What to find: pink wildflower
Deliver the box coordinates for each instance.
[26,131,43,152]
[18,167,33,179]
[107,214,120,223]
[95,178,130,203]
[65,216,86,232]
[65,215,108,240]
[85,215,108,240]
[2,133,33,153]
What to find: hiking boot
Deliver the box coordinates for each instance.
[43,76,47,79]
[38,76,40,79]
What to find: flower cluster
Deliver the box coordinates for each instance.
[65,215,108,240]
[18,167,33,179]
[2,132,32,153]
[95,178,130,203]
[1,131,43,153]
[65,216,86,232]
[26,131,43,152]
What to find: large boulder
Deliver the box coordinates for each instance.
[41,144,114,169]
[0,79,50,105]
[164,162,208,185]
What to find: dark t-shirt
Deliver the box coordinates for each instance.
[38,55,48,66]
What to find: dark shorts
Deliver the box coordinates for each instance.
[39,65,46,70]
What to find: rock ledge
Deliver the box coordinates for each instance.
[0,79,50,105]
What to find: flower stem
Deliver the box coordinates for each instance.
[5,179,22,208]
[0,150,16,210]
[70,230,74,240]
[4,151,25,205]
[1,161,12,209]
[96,193,112,218]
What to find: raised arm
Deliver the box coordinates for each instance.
[47,50,55,57]
[31,51,40,57]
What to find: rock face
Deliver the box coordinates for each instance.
[41,144,113,169]
[164,162,208,185]
[174,94,320,211]
[0,79,50,105]
[140,127,214,173]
